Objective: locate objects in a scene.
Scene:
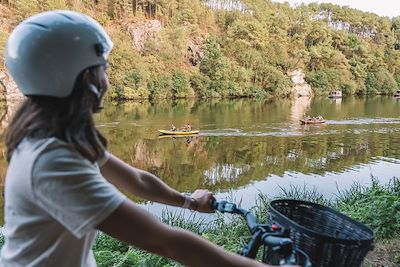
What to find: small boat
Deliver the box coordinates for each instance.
[158,129,200,135]
[158,134,198,139]
[393,90,400,97]
[300,119,326,125]
[328,91,342,99]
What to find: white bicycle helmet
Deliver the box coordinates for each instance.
[5,10,113,97]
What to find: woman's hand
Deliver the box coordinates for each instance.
[190,189,215,213]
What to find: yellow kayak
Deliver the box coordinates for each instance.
[158,130,200,135]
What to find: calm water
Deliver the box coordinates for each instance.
[1,96,400,219]
[96,96,400,213]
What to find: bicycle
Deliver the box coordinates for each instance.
[213,200,312,266]
[213,199,375,267]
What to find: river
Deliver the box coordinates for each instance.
[1,96,400,220]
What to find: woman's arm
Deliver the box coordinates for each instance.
[100,153,214,212]
[96,199,269,267]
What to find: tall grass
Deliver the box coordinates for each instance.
[0,178,396,265]
[92,177,400,266]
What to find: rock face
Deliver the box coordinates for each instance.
[127,19,206,66]
[287,69,313,97]
[127,20,162,52]
[0,70,24,128]
[186,37,205,66]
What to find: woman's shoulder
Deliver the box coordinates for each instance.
[17,137,86,165]
[20,137,72,154]
[30,138,97,176]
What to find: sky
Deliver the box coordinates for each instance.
[273,0,400,18]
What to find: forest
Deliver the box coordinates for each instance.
[0,0,400,100]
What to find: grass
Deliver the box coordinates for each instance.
[0,178,397,266]
[277,177,400,239]
[91,177,399,266]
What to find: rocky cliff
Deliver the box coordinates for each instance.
[128,20,162,53]
[287,69,313,98]
[0,71,24,128]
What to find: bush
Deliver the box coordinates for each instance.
[261,65,292,97]
[147,74,173,99]
[306,68,355,95]
[172,71,191,98]
[94,250,120,267]
[305,70,330,94]
[93,232,129,253]
[190,73,211,98]
[336,178,400,239]
[365,68,398,95]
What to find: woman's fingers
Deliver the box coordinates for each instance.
[191,189,215,213]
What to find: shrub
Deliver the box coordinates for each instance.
[190,73,211,98]
[172,71,191,98]
[336,178,400,239]
[147,74,173,99]
[365,68,398,95]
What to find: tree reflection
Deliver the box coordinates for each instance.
[94,97,400,195]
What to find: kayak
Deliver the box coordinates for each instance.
[300,119,326,125]
[158,130,200,135]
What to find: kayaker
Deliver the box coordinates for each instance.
[170,124,177,131]
[1,10,276,267]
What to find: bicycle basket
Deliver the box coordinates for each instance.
[268,199,374,267]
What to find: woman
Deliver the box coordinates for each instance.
[0,10,277,267]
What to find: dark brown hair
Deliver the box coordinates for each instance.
[5,65,108,162]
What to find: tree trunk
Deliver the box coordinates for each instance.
[107,0,115,18]
[66,0,73,7]
[132,0,137,16]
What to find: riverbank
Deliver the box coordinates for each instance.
[1,1,400,102]
[89,178,399,266]
[0,175,397,266]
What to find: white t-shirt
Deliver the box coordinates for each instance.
[0,137,126,267]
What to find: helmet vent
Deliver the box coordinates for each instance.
[27,22,49,30]
[57,12,74,21]
[95,43,104,56]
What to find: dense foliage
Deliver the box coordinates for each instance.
[1,0,399,99]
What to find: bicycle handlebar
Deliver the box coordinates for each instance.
[213,200,259,232]
[213,200,312,267]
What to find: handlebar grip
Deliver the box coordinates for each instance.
[263,236,292,247]
[213,200,237,213]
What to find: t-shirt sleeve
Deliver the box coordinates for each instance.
[31,144,126,239]
[97,151,111,167]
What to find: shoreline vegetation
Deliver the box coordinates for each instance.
[44,178,397,267]
[95,178,399,266]
[0,179,397,266]
[1,1,400,101]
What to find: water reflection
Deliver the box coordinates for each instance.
[96,97,400,193]
[1,96,400,220]
[290,96,312,123]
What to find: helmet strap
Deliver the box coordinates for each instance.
[87,83,101,99]
[87,83,104,113]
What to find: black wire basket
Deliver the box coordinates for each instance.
[268,199,375,267]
